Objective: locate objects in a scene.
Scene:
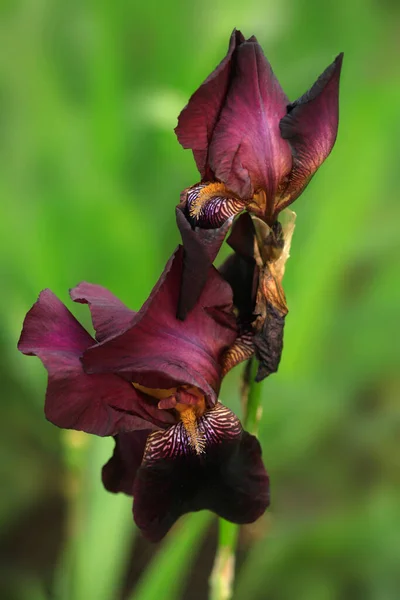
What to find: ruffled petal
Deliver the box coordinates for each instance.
[82,248,237,405]
[277,53,343,217]
[18,290,173,435]
[132,403,269,541]
[208,38,292,206]
[175,29,245,179]
[70,283,135,342]
[102,431,150,495]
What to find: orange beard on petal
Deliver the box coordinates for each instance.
[132,382,207,455]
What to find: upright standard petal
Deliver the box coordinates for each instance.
[132,402,270,542]
[70,282,135,342]
[82,247,238,405]
[175,29,245,179]
[208,38,292,206]
[277,53,343,217]
[18,290,174,435]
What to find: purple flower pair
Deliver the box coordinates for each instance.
[18,30,342,541]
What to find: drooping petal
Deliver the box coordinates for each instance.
[208,37,292,207]
[253,301,286,382]
[277,53,343,217]
[176,204,233,319]
[82,247,237,405]
[175,29,245,179]
[18,290,174,435]
[70,283,135,342]
[102,430,150,495]
[132,403,269,542]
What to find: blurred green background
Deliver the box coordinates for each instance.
[1,0,399,599]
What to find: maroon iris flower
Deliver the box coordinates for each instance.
[18,247,269,541]
[176,29,343,225]
[174,29,342,318]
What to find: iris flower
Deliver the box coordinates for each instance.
[175,29,342,318]
[18,247,269,541]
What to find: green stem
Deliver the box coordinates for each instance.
[244,358,263,435]
[209,520,239,600]
[209,358,264,600]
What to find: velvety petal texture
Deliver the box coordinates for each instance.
[176,29,245,179]
[176,204,233,319]
[83,247,237,405]
[18,290,174,435]
[102,431,150,495]
[132,403,269,542]
[176,29,342,224]
[277,53,343,217]
[209,38,292,202]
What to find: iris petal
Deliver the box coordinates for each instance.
[209,38,292,205]
[102,431,150,495]
[132,403,269,542]
[175,29,245,179]
[185,183,246,229]
[83,247,237,405]
[176,205,233,320]
[70,282,135,342]
[18,289,174,435]
[277,53,343,217]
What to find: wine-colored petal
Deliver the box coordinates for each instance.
[132,403,269,542]
[70,283,135,342]
[277,53,343,217]
[226,212,257,259]
[219,252,258,322]
[102,431,150,495]
[175,29,245,178]
[176,205,233,319]
[82,248,237,405]
[209,38,292,206]
[18,290,173,435]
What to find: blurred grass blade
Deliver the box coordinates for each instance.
[210,520,239,600]
[130,512,212,600]
[55,436,134,600]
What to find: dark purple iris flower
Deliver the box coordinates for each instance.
[174,29,342,318]
[18,247,269,541]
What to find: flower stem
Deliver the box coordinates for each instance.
[209,358,263,600]
[209,520,239,600]
[244,358,263,436]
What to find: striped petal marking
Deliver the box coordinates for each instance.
[186,182,247,229]
[220,330,255,376]
[142,402,242,465]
